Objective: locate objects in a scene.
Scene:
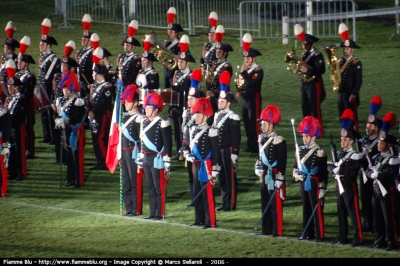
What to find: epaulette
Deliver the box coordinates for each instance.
[389,157,400,165]
[350,152,363,160]
[272,135,284,145]
[135,114,145,123]
[317,149,327,157]
[224,63,231,68]
[314,51,321,56]
[161,119,171,128]
[352,57,360,64]
[105,83,112,88]
[27,74,33,78]
[74,98,85,106]
[230,113,240,121]
[150,71,158,75]
[209,127,218,137]
[255,66,262,71]
[134,55,141,60]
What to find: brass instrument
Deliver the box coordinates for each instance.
[203,63,214,90]
[284,49,316,82]
[322,44,341,93]
[234,65,244,91]
[145,32,177,70]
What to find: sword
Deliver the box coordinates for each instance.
[300,199,321,239]
[254,188,278,230]
[365,153,388,196]
[183,162,212,212]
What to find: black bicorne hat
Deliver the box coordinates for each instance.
[18,53,35,64]
[219,91,237,103]
[142,51,157,62]
[41,35,58,45]
[167,23,184,32]
[7,76,21,87]
[4,38,19,48]
[121,36,141,47]
[178,51,196,63]
[339,39,361,49]
[62,56,78,68]
[216,42,234,53]
[242,47,262,57]
[93,64,108,76]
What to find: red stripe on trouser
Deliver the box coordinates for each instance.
[231,162,236,209]
[98,111,111,160]
[77,125,86,186]
[159,169,166,218]
[275,186,284,236]
[19,124,27,178]
[316,188,325,239]
[136,168,144,215]
[255,92,261,137]
[0,156,7,197]
[389,187,399,245]
[351,182,363,243]
[315,81,324,138]
[206,182,216,227]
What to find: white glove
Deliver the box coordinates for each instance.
[333,166,340,175]
[397,184,400,192]
[185,153,195,163]
[1,147,10,168]
[292,168,304,181]
[255,166,263,177]
[55,118,67,129]
[212,165,220,177]
[275,179,283,188]
[370,168,379,179]
[319,188,326,199]
[231,154,238,165]
[164,161,171,172]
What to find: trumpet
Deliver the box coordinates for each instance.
[234,65,245,91]
[145,32,177,70]
[284,49,316,82]
[322,44,341,93]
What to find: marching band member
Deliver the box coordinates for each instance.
[358,96,382,233]
[293,116,328,242]
[213,71,240,211]
[5,60,28,181]
[254,104,287,237]
[55,70,86,188]
[120,85,145,216]
[366,112,399,251]
[164,7,183,89]
[139,35,159,91]
[337,23,362,132]
[294,24,326,138]
[171,35,194,153]
[236,33,263,154]
[0,99,11,197]
[38,18,61,145]
[51,41,77,164]
[200,12,218,73]
[207,25,233,100]
[76,14,94,98]
[1,21,19,104]
[137,93,172,220]
[328,109,363,247]
[87,47,113,170]
[16,36,36,159]
[112,20,142,87]
[181,69,205,198]
[184,98,219,229]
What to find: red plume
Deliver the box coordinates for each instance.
[167,7,176,24]
[82,14,92,31]
[41,18,51,36]
[338,23,349,41]
[5,60,16,79]
[242,33,252,52]
[190,98,213,117]
[219,71,230,86]
[260,105,281,124]
[5,21,16,39]
[64,40,75,57]
[128,20,138,37]
[190,68,202,82]
[382,112,397,127]
[19,36,30,55]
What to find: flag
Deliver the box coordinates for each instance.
[106,80,123,174]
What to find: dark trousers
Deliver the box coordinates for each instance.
[41,109,55,142]
[170,106,183,153]
[53,129,67,163]
[372,184,398,244]
[260,171,284,236]
[187,161,194,199]
[122,149,143,215]
[143,153,166,218]
[9,125,27,180]
[65,145,80,185]
[359,172,374,230]
[300,178,325,239]
[92,112,111,166]
[301,79,325,137]
[335,181,363,243]
[218,147,237,210]
[26,100,35,158]
[241,94,261,152]
[192,160,216,227]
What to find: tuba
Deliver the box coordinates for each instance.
[203,63,214,90]
[234,65,244,91]
[322,44,341,93]
[145,32,177,70]
[284,49,316,82]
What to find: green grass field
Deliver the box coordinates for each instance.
[1,0,400,259]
